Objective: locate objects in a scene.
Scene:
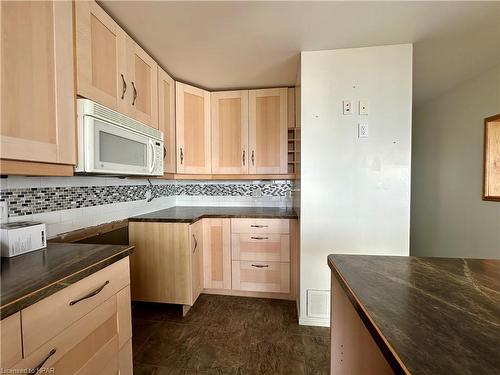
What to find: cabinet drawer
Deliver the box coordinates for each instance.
[231,219,289,234]
[12,296,119,374]
[0,312,22,368]
[232,261,290,293]
[232,234,290,262]
[22,257,130,356]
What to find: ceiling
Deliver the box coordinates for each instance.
[100,1,500,106]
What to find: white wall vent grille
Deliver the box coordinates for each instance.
[306,289,330,319]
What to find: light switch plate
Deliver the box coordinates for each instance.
[358,123,369,138]
[359,100,369,115]
[343,100,352,115]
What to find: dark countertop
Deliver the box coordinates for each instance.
[1,243,133,319]
[129,206,298,223]
[328,255,500,375]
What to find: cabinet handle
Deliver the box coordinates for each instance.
[250,225,268,228]
[242,150,246,166]
[69,281,109,306]
[131,82,137,106]
[192,234,198,253]
[31,348,56,373]
[163,146,167,159]
[180,148,184,164]
[251,264,269,268]
[251,236,268,240]
[120,74,127,99]
[251,150,255,165]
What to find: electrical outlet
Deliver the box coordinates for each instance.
[343,100,352,115]
[0,201,8,222]
[358,123,369,138]
[359,100,369,115]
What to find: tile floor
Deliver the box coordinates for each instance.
[132,294,330,374]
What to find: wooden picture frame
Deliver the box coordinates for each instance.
[483,114,500,201]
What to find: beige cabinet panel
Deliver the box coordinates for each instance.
[0,312,22,368]
[202,219,232,290]
[158,68,176,173]
[13,297,119,374]
[126,38,158,128]
[75,0,127,112]
[249,88,288,174]
[176,82,211,174]
[1,0,75,165]
[129,222,193,305]
[22,258,130,357]
[211,91,249,174]
[232,234,290,262]
[231,218,290,234]
[232,261,290,293]
[190,220,204,304]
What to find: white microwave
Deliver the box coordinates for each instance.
[75,99,163,176]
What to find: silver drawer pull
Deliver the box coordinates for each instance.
[251,236,268,240]
[250,225,268,228]
[31,348,56,374]
[69,281,109,306]
[251,264,269,268]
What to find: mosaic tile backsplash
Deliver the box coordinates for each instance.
[0,181,292,217]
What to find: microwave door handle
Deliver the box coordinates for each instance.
[149,141,156,173]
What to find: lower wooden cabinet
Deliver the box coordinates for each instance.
[129,221,201,307]
[202,219,232,290]
[2,257,132,375]
[129,218,298,307]
[0,312,22,369]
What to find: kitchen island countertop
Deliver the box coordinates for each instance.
[328,254,500,374]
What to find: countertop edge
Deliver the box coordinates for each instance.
[128,212,298,224]
[0,246,134,320]
[328,256,410,375]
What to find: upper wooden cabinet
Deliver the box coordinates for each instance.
[0,1,75,165]
[126,37,158,128]
[176,82,211,174]
[249,88,288,174]
[158,68,176,173]
[75,1,158,128]
[75,0,126,112]
[211,91,249,174]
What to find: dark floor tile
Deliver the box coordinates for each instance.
[134,322,203,368]
[133,318,162,355]
[134,363,199,375]
[302,335,330,373]
[132,294,330,374]
[291,325,330,338]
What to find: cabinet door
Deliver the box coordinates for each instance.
[129,222,190,304]
[176,82,211,174]
[0,312,22,368]
[190,221,204,304]
[75,0,127,112]
[202,219,231,290]
[249,88,288,174]
[126,38,158,128]
[158,68,176,173]
[211,91,249,174]
[1,1,75,165]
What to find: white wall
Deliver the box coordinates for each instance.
[411,65,500,259]
[300,44,412,326]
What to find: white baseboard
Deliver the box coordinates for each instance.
[299,316,330,327]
